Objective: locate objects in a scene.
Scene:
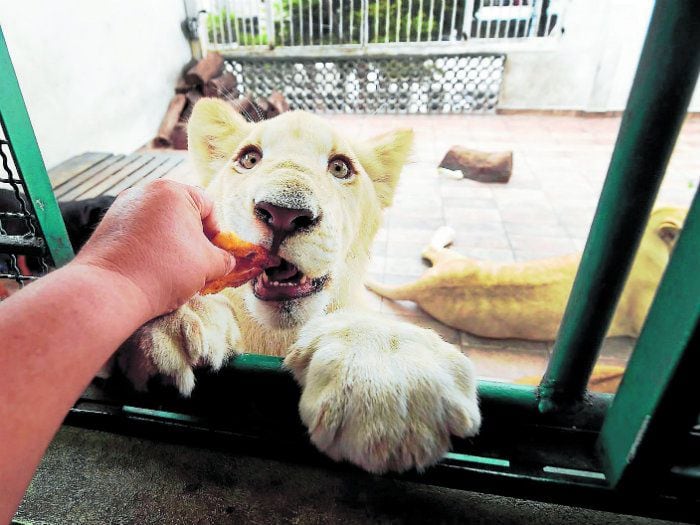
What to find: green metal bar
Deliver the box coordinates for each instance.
[538,0,700,413]
[598,189,700,489]
[0,25,73,266]
[222,353,611,429]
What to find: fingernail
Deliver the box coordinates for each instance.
[227,254,236,274]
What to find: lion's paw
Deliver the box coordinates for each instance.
[117,294,238,396]
[284,311,480,473]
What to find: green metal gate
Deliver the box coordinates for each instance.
[0,1,698,520]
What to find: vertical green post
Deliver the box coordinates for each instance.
[0,25,74,266]
[538,1,700,412]
[598,189,700,489]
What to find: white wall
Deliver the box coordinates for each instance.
[0,1,192,169]
[499,0,700,112]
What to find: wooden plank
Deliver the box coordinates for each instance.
[161,158,197,186]
[73,154,157,199]
[130,156,185,189]
[104,156,177,196]
[59,153,148,201]
[54,154,125,199]
[49,152,114,189]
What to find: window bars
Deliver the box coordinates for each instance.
[0,26,73,293]
[198,0,567,52]
[1,0,699,519]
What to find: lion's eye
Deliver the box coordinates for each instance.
[238,148,262,169]
[328,157,352,180]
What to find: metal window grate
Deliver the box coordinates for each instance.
[226,54,505,113]
[0,135,49,290]
[0,26,73,298]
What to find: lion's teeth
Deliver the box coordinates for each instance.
[300,276,308,285]
[262,273,269,284]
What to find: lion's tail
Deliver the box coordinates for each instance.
[365,279,422,302]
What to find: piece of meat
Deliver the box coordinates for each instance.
[200,232,279,295]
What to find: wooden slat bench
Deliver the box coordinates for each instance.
[49,151,192,201]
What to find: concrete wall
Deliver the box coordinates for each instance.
[1,1,192,169]
[499,0,700,112]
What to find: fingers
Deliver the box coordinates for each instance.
[185,184,236,282]
[184,184,221,240]
[204,245,236,283]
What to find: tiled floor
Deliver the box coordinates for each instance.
[325,113,700,384]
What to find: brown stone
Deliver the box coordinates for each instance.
[268,90,290,117]
[174,77,194,94]
[234,96,265,122]
[153,94,187,148]
[170,123,188,150]
[439,146,513,183]
[203,72,238,98]
[184,53,224,87]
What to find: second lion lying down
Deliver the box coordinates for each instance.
[367,207,686,341]
[118,98,481,474]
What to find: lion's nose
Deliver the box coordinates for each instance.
[254,201,318,235]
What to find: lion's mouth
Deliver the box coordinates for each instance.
[252,258,328,301]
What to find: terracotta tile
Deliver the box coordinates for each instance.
[441,196,497,209]
[458,247,516,263]
[384,227,436,245]
[370,239,388,257]
[499,207,560,226]
[442,208,502,225]
[461,332,550,353]
[384,256,430,276]
[503,221,568,237]
[367,255,386,274]
[383,311,461,345]
[385,240,427,258]
[463,345,550,382]
[514,250,578,262]
[599,336,636,361]
[453,232,511,250]
[507,234,576,253]
[438,184,494,199]
[385,215,445,231]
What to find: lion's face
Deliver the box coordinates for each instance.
[188,99,412,328]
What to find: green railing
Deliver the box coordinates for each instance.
[1,1,699,520]
[0,27,74,268]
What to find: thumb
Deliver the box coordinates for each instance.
[205,245,236,282]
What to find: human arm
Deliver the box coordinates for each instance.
[0,180,234,523]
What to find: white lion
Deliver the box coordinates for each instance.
[118,98,481,473]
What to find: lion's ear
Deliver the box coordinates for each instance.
[187,98,251,185]
[354,129,413,208]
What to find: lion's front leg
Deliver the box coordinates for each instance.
[284,311,481,473]
[117,294,240,396]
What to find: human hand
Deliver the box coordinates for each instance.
[74,179,235,319]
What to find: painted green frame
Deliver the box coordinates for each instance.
[0,26,74,267]
[539,0,700,413]
[598,189,700,489]
[1,3,700,521]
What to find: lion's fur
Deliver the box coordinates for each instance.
[119,98,480,473]
[367,207,687,341]
[187,99,413,348]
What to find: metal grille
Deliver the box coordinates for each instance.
[226,54,504,113]
[0,132,49,294]
[198,0,568,51]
